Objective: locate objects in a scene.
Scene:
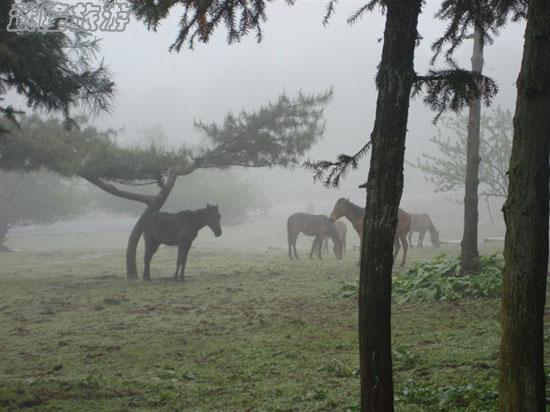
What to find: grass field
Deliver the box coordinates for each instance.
[0,233,546,411]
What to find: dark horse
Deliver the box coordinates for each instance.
[408,213,440,248]
[142,204,222,281]
[287,213,343,260]
[330,198,411,267]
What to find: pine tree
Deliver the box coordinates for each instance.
[461,25,484,275]
[97,0,546,408]
[0,0,114,133]
[0,91,331,279]
[499,0,549,409]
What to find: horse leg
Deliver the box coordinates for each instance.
[401,235,408,267]
[292,233,300,259]
[174,245,183,280]
[309,237,317,259]
[393,237,401,266]
[418,230,425,248]
[177,242,191,281]
[408,231,414,249]
[143,237,160,281]
[316,236,323,259]
[288,238,293,259]
[288,227,294,259]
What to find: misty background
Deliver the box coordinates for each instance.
[6,0,525,249]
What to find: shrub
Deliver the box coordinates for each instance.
[337,254,503,303]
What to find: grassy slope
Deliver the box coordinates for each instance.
[0,240,544,411]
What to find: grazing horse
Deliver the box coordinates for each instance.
[142,204,222,281]
[329,198,411,267]
[408,213,440,248]
[287,213,343,260]
[322,221,348,256]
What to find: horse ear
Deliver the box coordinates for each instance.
[207,203,210,207]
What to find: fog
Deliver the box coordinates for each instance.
[7,0,526,245]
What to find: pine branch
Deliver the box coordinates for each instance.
[432,0,527,64]
[413,69,498,123]
[130,0,296,51]
[81,175,155,204]
[303,140,372,188]
[193,90,332,169]
[346,0,380,25]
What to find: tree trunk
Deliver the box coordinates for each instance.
[359,1,421,411]
[126,202,164,279]
[499,1,550,410]
[126,174,177,280]
[460,25,484,275]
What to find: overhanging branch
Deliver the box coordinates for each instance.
[81,175,155,204]
[303,139,372,187]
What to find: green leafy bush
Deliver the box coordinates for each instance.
[396,380,498,411]
[338,254,503,303]
[394,254,502,303]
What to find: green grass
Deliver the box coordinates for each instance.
[0,239,543,411]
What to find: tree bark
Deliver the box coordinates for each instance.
[460,25,484,275]
[499,0,550,410]
[359,1,421,411]
[125,173,178,280]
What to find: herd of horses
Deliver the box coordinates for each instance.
[139,199,440,281]
[287,198,440,267]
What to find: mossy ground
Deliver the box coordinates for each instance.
[0,237,546,411]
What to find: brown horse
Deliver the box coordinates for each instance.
[322,221,348,256]
[329,198,411,267]
[287,213,343,260]
[142,204,222,281]
[408,213,440,248]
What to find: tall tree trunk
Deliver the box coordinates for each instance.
[460,25,484,275]
[499,0,550,410]
[359,1,421,411]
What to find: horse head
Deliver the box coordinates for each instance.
[330,198,349,222]
[206,203,222,237]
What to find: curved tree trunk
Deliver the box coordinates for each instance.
[126,203,163,279]
[460,26,484,275]
[81,172,181,280]
[498,0,550,410]
[359,1,421,411]
[126,174,178,280]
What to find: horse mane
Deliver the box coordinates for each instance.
[177,207,210,224]
[346,200,365,219]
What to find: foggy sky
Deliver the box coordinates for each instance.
[8,1,526,213]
